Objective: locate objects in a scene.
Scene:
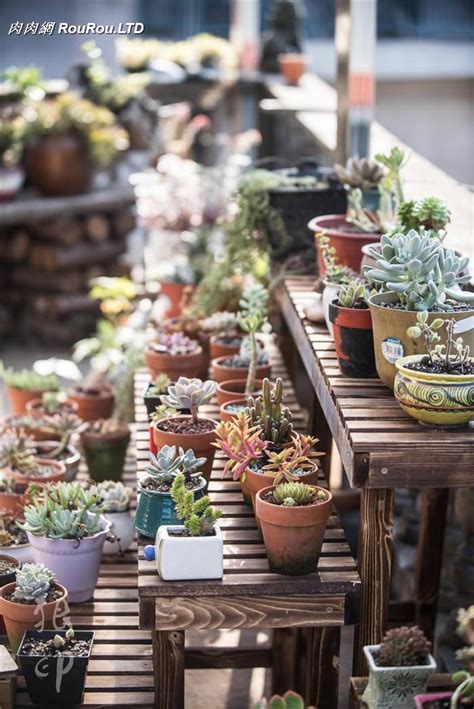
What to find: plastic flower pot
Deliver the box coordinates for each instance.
[0,582,68,653]
[309,214,382,276]
[219,399,247,422]
[211,356,272,384]
[328,300,377,377]
[25,132,92,196]
[135,476,206,539]
[80,425,130,482]
[278,53,307,85]
[152,415,218,482]
[394,355,474,428]
[368,291,474,390]
[145,523,223,581]
[26,518,110,603]
[255,484,332,575]
[143,382,165,417]
[67,385,115,422]
[362,644,436,709]
[6,386,50,416]
[145,346,203,380]
[103,510,135,554]
[18,629,94,706]
[209,335,243,360]
[216,379,265,406]
[34,441,81,482]
[6,458,66,487]
[414,694,452,709]
[0,554,21,635]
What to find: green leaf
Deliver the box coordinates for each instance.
[283,691,306,709]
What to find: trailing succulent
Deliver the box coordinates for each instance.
[366,230,474,311]
[246,378,293,447]
[316,234,355,285]
[144,445,205,487]
[273,482,326,507]
[171,473,222,536]
[12,563,56,604]
[161,377,216,423]
[407,312,472,374]
[375,626,431,667]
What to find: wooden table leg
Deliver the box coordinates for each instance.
[153,629,185,709]
[272,628,299,695]
[304,626,341,709]
[415,488,449,640]
[353,488,394,675]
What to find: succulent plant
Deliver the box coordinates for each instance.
[150,332,199,356]
[149,373,172,396]
[366,230,474,311]
[254,690,307,709]
[375,146,409,205]
[335,157,385,191]
[201,311,239,337]
[0,361,59,392]
[375,626,431,667]
[213,412,268,481]
[239,283,269,319]
[161,377,216,423]
[150,403,179,422]
[171,473,222,536]
[95,481,132,512]
[236,283,270,395]
[246,378,293,447]
[0,428,38,474]
[316,234,355,285]
[144,445,205,486]
[273,482,325,507]
[451,670,474,709]
[337,279,369,308]
[456,605,474,641]
[35,411,87,458]
[12,562,56,604]
[398,196,451,238]
[261,434,324,484]
[407,313,471,374]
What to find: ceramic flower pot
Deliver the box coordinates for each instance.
[329,301,377,377]
[255,484,332,575]
[67,385,115,422]
[144,523,223,581]
[81,425,130,482]
[209,335,243,360]
[6,458,66,487]
[103,510,135,554]
[322,280,340,335]
[135,476,206,538]
[310,214,382,275]
[211,356,272,384]
[152,415,217,482]
[6,386,50,416]
[368,291,474,390]
[219,399,247,422]
[0,554,21,635]
[362,644,436,709]
[216,379,265,406]
[33,441,81,482]
[26,519,110,603]
[0,581,68,652]
[394,355,474,428]
[0,165,24,201]
[278,53,307,85]
[145,346,203,380]
[25,132,92,196]
[159,281,191,319]
[247,464,319,514]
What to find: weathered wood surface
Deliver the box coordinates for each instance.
[276,277,474,488]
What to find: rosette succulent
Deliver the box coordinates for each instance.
[96,481,132,512]
[161,377,216,423]
[375,626,431,667]
[12,563,55,604]
[335,157,385,191]
[149,332,199,356]
[273,482,325,507]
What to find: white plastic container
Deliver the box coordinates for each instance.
[154,524,223,581]
[103,510,134,555]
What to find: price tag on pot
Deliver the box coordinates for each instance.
[381,337,404,364]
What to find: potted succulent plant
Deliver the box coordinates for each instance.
[397,196,451,242]
[67,383,115,422]
[246,378,294,449]
[145,332,203,380]
[0,562,68,652]
[329,279,377,377]
[315,233,356,335]
[256,481,332,575]
[135,445,207,538]
[0,362,59,416]
[32,411,85,481]
[143,472,223,581]
[153,377,217,480]
[278,53,307,85]
[255,690,310,709]
[362,625,436,709]
[0,427,66,487]
[0,109,26,200]
[25,391,78,419]
[0,515,32,564]
[0,475,26,516]
[202,311,243,360]
[21,482,110,602]
[96,481,134,554]
[394,314,474,428]
[366,230,474,389]
[143,373,172,417]
[335,156,386,212]
[18,627,94,706]
[81,419,130,482]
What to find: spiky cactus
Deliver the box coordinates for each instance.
[171,473,222,536]
[375,626,431,667]
[161,377,216,423]
[12,563,56,604]
[246,378,293,447]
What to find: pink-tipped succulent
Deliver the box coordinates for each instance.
[213,412,268,480]
[150,332,199,356]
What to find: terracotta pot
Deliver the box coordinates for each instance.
[309,214,381,275]
[26,398,79,419]
[278,53,307,85]
[67,385,115,422]
[25,132,92,196]
[33,441,81,482]
[6,386,50,416]
[152,415,218,482]
[5,458,66,487]
[211,356,272,384]
[159,281,193,319]
[368,291,474,390]
[0,554,21,635]
[216,379,265,406]
[209,335,243,360]
[246,464,319,511]
[0,581,68,652]
[145,346,203,380]
[329,301,377,377]
[81,424,130,482]
[219,399,247,422]
[0,489,26,516]
[255,484,332,575]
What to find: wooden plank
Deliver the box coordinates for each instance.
[154,630,185,709]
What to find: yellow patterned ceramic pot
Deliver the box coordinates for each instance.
[394,355,474,428]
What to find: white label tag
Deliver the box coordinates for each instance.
[453,316,474,335]
[382,337,404,364]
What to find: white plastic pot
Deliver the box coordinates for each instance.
[322,280,340,335]
[103,510,134,555]
[26,518,110,603]
[0,543,33,565]
[148,524,223,581]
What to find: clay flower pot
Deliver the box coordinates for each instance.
[0,554,20,635]
[211,356,272,384]
[25,132,92,196]
[368,291,474,390]
[278,53,307,85]
[145,345,203,380]
[152,415,218,482]
[209,335,243,360]
[6,458,66,487]
[81,424,130,482]
[0,485,26,516]
[246,464,319,512]
[394,355,474,428]
[6,386,51,416]
[216,379,265,406]
[219,399,247,422]
[33,441,81,482]
[309,214,382,275]
[0,581,69,652]
[329,301,377,377]
[255,484,332,575]
[159,281,192,319]
[67,385,115,422]
[26,398,78,419]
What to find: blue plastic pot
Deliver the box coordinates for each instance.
[134,476,207,539]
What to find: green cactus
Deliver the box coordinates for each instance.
[171,473,222,536]
[13,563,56,604]
[375,626,431,667]
[246,378,293,446]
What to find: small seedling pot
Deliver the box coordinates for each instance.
[211,356,272,384]
[81,425,130,482]
[135,476,206,539]
[329,300,377,378]
[18,629,94,706]
[144,524,223,581]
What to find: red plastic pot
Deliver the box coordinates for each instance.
[328,301,377,377]
[309,214,381,275]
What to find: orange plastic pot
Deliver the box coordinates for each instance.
[216,379,265,406]
[67,385,114,422]
[152,415,218,482]
[309,214,381,275]
[6,386,49,416]
[278,53,307,85]
[145,346,203,381]
[211,356,272,384]
[256,484,332,575]
[329,301,376,378]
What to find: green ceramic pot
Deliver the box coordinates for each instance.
[134,476,207,539]
[81,426,130,482]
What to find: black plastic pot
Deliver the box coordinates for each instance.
[329,300,377,378]
[18,629,94,706]
[143,382,189,419]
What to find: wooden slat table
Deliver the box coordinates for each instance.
[275,276,474,676]
[135,349,361,709]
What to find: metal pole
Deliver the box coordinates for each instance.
[348,0,377,157]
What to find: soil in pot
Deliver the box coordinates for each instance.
[310,214,381,275]
[135,475,206,538]
[18,629,93,706]
[216,378,265,406]
[6,386,51,416]
[0,555,20,586]
[34,441,81,482]
[145,345,203,380]
[246,463,319,511]
[67,385,115,422]
[25,132,92,196]
[152,415,217,481]
[211,356,272,384]
[6,458,66,487]
[81,426,130,482]
[0,519,32,565]
[329,300,377,377]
